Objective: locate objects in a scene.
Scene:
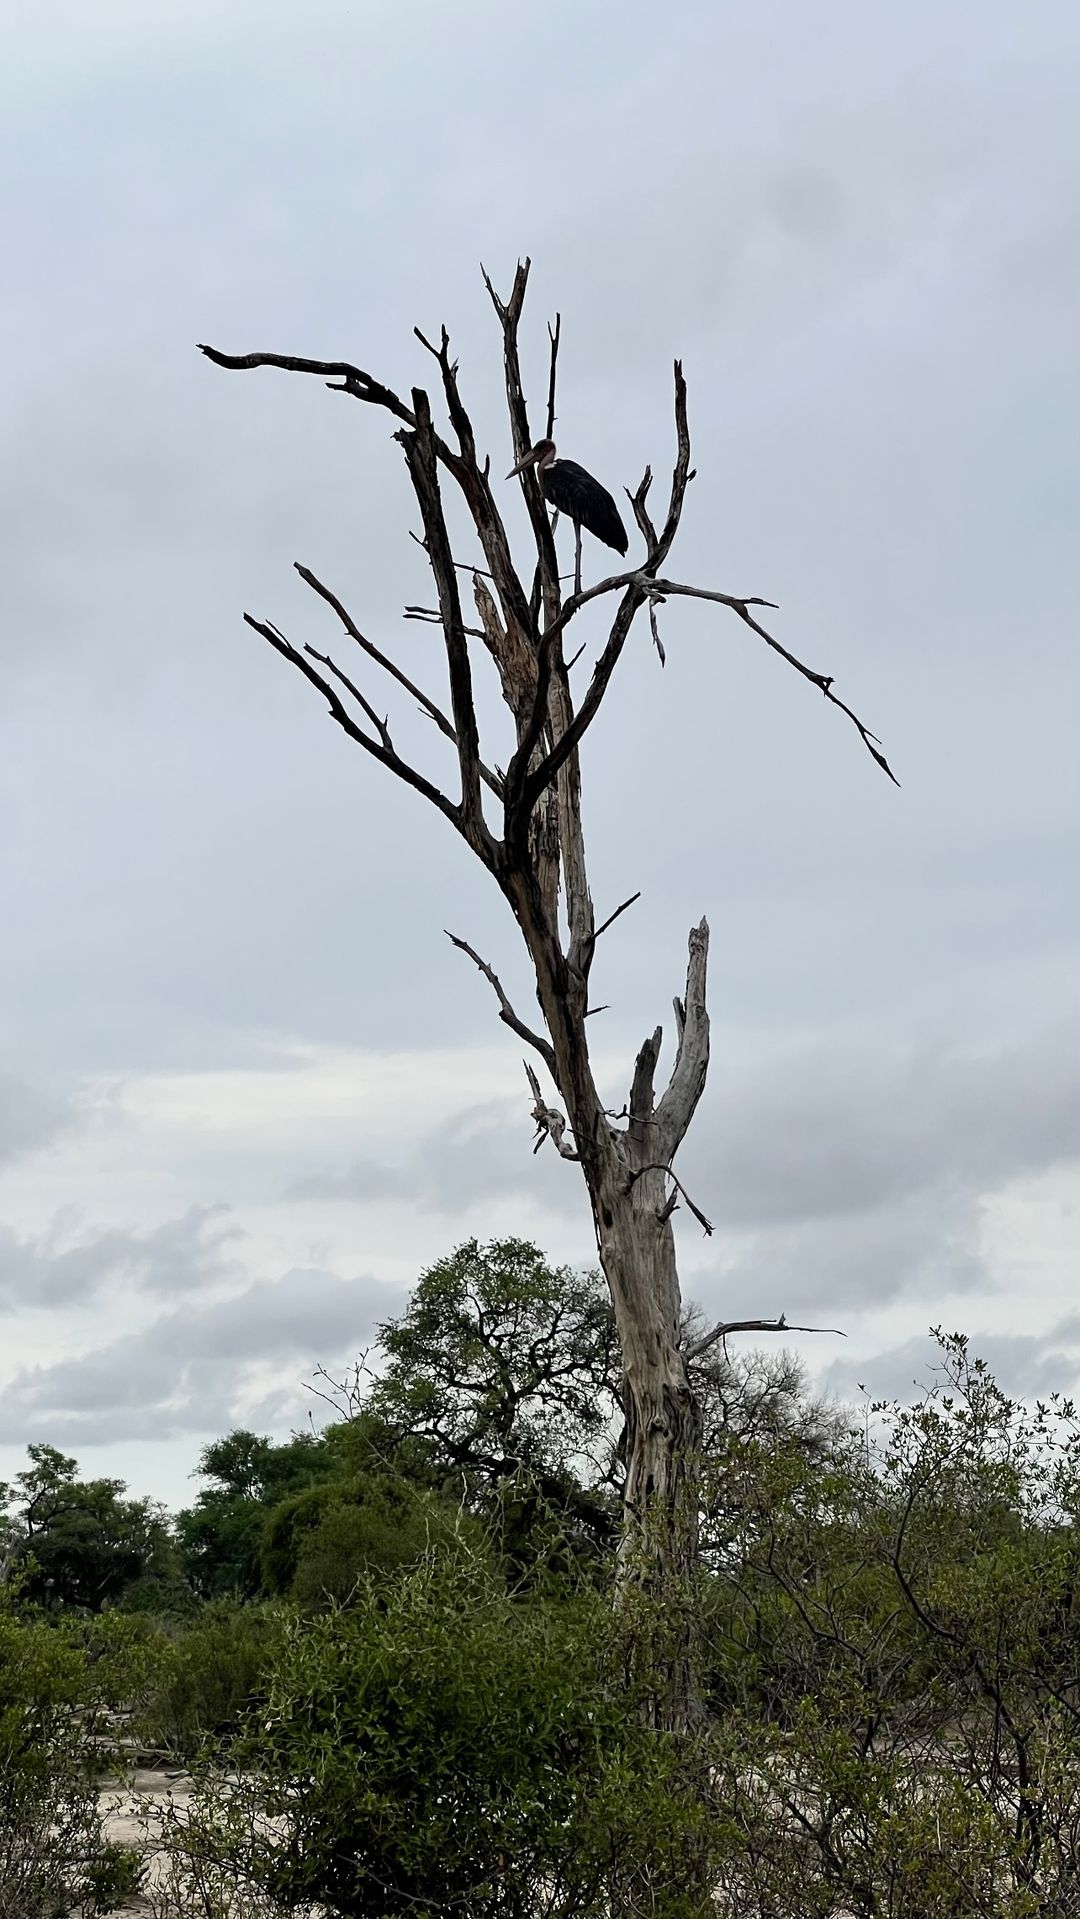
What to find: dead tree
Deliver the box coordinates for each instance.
[199,260,893,1731]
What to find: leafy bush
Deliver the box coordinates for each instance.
[0,1607,151,1917]
[260,1471,481,1606]
[701,1332,1080,1914]
[142,1601,281,1758]
[168,1545,718,1918]
[176,1429,343,1599]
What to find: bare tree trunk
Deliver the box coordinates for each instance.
[198,258,893,1730]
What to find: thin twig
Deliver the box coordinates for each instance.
[445,932,556,1073]
[403,606,489,640]
[655,360,693,569]
[594,890,642,943]
[627,467,658,547]
[520,569,897,809]
[648,593,666,667]
[656,580,899,786]
[296,566,504,799]
[244,614,458,822]
[409,529,495,582]
[196,344,416,426]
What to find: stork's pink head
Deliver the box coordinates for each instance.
[506,438,556,480]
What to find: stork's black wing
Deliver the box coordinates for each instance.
[542,459,628,556]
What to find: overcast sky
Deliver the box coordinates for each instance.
[2,0,1078,1513]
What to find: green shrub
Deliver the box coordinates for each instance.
[0,1608,150,1917]
[142,1601,281,1758]
[260,1472,478,1605]
[170,1546,717,1918]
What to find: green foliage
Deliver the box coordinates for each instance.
[170,1547,718,1918]
[371,1237,620,1471]
[260,1472,478,1607]
[0,1442,181,1614]
[175,1428,340,1599]
[363,1237,622,1575]
[14,1239,1080,1917]
[0,1606,158,1917]
[702,1330,1080,1914]
[141,1601,282,1759]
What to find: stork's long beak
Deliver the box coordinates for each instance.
[506,447,540,480]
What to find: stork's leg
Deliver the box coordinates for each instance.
[573,521,582,598]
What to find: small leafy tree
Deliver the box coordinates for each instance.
[358,1237,622,1569]
[703,1333,1080,1915]
[371,1240,620,1478]
[0,1444,179,1614]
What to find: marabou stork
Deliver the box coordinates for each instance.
[507,439,628,595]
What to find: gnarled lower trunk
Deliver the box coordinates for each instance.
[514,883,712,1733]
[599,1183,703,1730]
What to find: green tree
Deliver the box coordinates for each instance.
[361,1238,622,1571]
[260,1473,480,1609]
[0,1444,179,1614]
[175,1428,339,1598]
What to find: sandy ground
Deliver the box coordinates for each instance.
[98,1769,323,1918]
[99,1766,193,1913]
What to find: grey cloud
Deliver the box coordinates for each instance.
[0,1204,241,1310]
[1,0,1078,1090]
[678,1023,1080,1232]
[292,1026,1080,1320]
[684,1185,986,1326]
[1,0,1079,1497]
[289,1097,585,1220]
[291,1156,408,1205]
[668,1023,1080,1323]
[0,1265,404,1446]
[0,1071,72,1166]
[822,1323,1080,1410]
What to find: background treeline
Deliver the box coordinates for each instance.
[4,1238,1080,1916]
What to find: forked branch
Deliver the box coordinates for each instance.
[243,615,458,823]
[396,389,486,839]
[686,1315,847,1363]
